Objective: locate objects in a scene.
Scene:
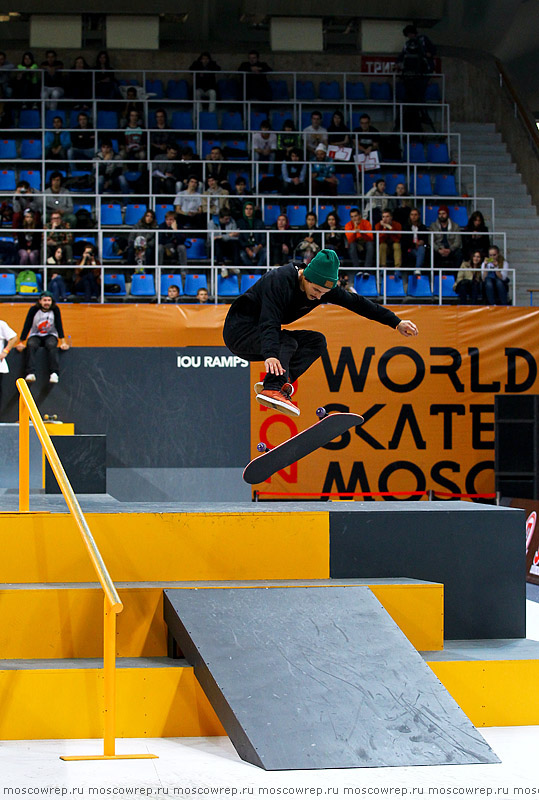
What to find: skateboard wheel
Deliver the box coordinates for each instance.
[52,415,57,420]
[316,407,327,419]
[257,442,268,453]
[43,414,49,421]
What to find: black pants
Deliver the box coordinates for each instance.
[223,314,326,391]
[26,335,59,375]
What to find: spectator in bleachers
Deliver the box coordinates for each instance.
[40,50,64,110]
[429,204,463,270]
[94,51,117,100]
[209,208,240,274]
[0,52,14,99]
[303,110,328,158]
[281,148,307,196]
[295,212,322,264]
[45,172,76,226]
[65,56,92,107]
[150,109,173,159]
[45,115,70,160]
[14,52,39,102]
[158,210,187,269]
[481,245,509,305]
[68,112,95,166]
[363,178,388,225]
[229,176,253,221]
[121,110,146,160]
[396,24,436,104]
[174,146,203,192]
[46,246,68,302]
[46,210,73,262]
[276,120,301,161]
[95,139,129,195]
[353,114,380,158]
[174,175,204,229]
[454,249,482,305]
[127,210,158,267]
[238,201,267,267]
[375,208,402,277]
[120,86,144,128]
[12,180,41,228]
[203,175,230,217]
[311,143,338,196]
[46,244,67,267]
[462,210,490,263]
[401,207,428,274]
[17,209,41,266]
[253,120,277,165]
[196,287,209,304]
[269,214,296,267]
[205,146,229,190]
[152,142,182,196]
[164,285,182,304]
[320,212,347,260]
[73,245,101,301]
[327,110,351,149]
[344,207,374,274]
[190,52,221,113]
[389,183,412,226]
[237,50,272,101]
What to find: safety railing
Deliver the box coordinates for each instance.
[16,377,157,763]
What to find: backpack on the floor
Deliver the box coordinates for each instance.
[16,269,38,293]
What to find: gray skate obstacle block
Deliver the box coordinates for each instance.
[164,585,499,771]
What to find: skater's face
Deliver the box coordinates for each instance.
[39,296,53,310]
[302,278,332,302]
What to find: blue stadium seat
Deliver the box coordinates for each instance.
[73,203,93,215]
[19,109,40,129]
[424,205,440,226]
[427,142,450,163]
[408,142,426,163]
[104,273,127,297]
[434,174,458,196]
[217,78,241,100]
[130,273,156,297]
[384,173,406,195]
[317,205,332,225]
[171,111,194,130]
[0,140,17,159]
[336,173,356,195]
[0,272,16,296]
[370,82,392,101]
[146,79,164,98]
[217,275,240,297]
[263,204,281,226]
[250,111,268,131]
[102,237,123,260]
[155,204,174,225]
[199,111,218,130]
[74,235,97,247]
[240,273,261,292]
[19,170,41,190]
[354,273,379,297]
[227,170,250,190]
[222,138,248,157]
[413,173,433,196]
[362,172,381,192]
[125,204,147,226]
[433,274,457,298]
[319,81,341,100]
[269,80,289,100]
[407,275,432,298]
[296,80,316,100]
[101,203,123,226]
[184,273,208,295]
[45,109,65,128]
[270,111,289,132]
[384,274,406,298]
[96,110,119,129]
[336,204,354,223]
[450,204,468,227]
[346,81,366,100]
[160,273,184,297]
[425,83,441,102]
[286,205,307,227]
[201,138,221,158]
[185,238,207,259]
[167,79,190,99]
[221,111,243,131]
[20,138,42,159]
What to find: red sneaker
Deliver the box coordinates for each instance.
[256,388,300,417]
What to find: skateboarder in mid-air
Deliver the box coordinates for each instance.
[223,249,418,417]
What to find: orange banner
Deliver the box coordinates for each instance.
[250,306,539,500]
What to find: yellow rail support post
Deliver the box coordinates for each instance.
[16,379,157,763]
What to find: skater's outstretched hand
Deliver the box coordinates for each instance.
[397,320,418,337]
[265,357,285,376]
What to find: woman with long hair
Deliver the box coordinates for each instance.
[327,110,351,148]
[17,209,41,265]
[463,210,490,261]
[269,213,297,266]
[454,248,483,304]
[14,51,39,101]
[94,51,117,99]
[320,212,347,258]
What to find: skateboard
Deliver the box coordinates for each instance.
[243,408,364,485]
[43,414,63,424]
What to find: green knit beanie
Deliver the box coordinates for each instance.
[303,249,340,289]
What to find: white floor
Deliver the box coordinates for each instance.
[1,599,538,798]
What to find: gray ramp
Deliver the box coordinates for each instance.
[164,586,499,771]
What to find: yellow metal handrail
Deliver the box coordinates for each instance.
[16,378,156,763]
